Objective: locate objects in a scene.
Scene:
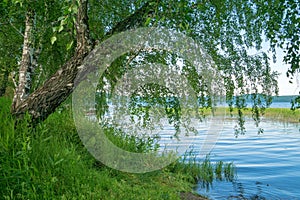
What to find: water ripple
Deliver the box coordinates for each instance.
[191,120,300,199]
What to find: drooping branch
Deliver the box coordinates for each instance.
[11,0,154,123]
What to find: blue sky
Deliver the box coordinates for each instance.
[248,40,299,96]
[269,48,299,96]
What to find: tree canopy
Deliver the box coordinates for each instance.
[0,0,299,131]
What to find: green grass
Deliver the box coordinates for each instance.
[191,107,300,123]
[0,97,234,200]
[137,105,300,124]
[262,107,300,123]
[224,107,300,123]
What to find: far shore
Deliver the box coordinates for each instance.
[146,106,300,124]
[123,105,300,126]
[205,107,300,124]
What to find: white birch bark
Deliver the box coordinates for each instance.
[12,9,34,111]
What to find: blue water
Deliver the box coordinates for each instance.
[99,99,300,199]
[217,101,294,109]
[267,102,293,108]
[259,101,295,109]
[194,120,300,199]
[154,111,300,199]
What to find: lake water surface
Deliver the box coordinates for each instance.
[155,113,299,199]
[96,100,300,199]
[193,120,300,199]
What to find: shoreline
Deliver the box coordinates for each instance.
[210,107,300,124]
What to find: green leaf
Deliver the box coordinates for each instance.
[57,16,65,21]
[60,17,68,26]
[72,5,78,13]
[58,25,64,32]
[52,26,58,32]
[144,17,151,26]
[12,0,23,7]
[50,36,57,45]
[72,16,76,24]
[66,41,73,50]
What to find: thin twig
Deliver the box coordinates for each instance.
[9,20,24,37]
[11,71,18,88]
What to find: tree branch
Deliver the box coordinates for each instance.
[12,0,154,124]
[106,1,155,36]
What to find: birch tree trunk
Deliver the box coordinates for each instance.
[11,8,34,111]
[11,0,153,124]
[11,0,92,123]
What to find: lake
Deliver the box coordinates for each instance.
[91,98,300,198]
[155,101,300,199]
[219,100,295,109]
[193,120,300,199]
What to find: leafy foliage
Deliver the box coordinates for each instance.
[2,0,299,131]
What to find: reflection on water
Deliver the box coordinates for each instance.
[194,120,300,200]
[86,98,300,199]
[153,116,300,199]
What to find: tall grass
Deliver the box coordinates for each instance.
[263,108,300,123]
[0,97,235,199]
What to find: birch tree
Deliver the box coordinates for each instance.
[11,7,34,110]
[2,0,299,125]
